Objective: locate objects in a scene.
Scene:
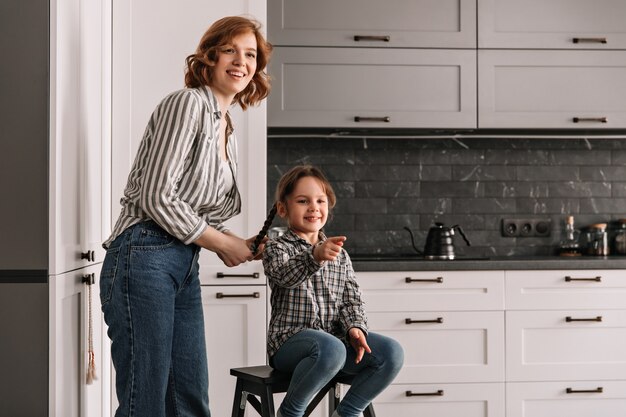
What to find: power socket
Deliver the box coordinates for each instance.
[501,218,552,237]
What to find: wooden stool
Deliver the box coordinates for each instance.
[230,365,376,417]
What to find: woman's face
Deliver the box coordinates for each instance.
[211,31,258,102]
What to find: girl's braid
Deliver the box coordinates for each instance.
[250,203,277,255]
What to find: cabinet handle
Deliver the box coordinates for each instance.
[405,317,443,324]
[572,37,607,44]
[82,273,95,285]
[565,275,601,282]
[406,390,444,397]
[572,117,607,123]
[354,116,390,123]
[353,35,390,42]
[566,387,603,394]
[565,316,602,322]
[216,292,260,299]
[216,272,260,279]
[81,250,95,262]
[405,277,443,283]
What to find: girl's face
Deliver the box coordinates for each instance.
[210,31,257,103]
[278,176,329,243]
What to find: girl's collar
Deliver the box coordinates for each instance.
[284,228,327,246]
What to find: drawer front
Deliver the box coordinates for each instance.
[372,382,504,417]
[369,311,504,383]
[478,50,626,129]
[506,310,626,381]
[359,271,504,312]
[505,269,626,310]
[268,47,477,129]
[507,380,626,417]
[269,0,476,48]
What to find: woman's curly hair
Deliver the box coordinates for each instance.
[184,16,272,110]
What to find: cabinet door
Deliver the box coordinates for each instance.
[111,0,267,287]
[505,269,626,310]
[202,285,267,417]
[506,310,626,381]
[50,0,111,275]
[507,381,626,417]
[367,311,505,384]
[359,271,504,312]
[49,265,105,417]
[268,47,477,129]
[372,382,504,417]
[269,0,476,48]
[478,0,626,49]
[478,50,626,128]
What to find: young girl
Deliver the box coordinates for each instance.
[261,165,404,417]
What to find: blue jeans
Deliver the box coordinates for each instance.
[100,220,210,417]
[270,329,404,417]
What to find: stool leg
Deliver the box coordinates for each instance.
[231,379,246,417]
[327,384,340,416]
[363,403,377,417]
[260,385,276,417]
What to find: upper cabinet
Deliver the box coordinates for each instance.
[268,0,477,48]
[478,0,626,49]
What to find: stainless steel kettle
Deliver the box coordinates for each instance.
[404,222,471,260]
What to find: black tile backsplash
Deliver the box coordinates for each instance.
[266,136,626,257]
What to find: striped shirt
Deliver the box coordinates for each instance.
[104,85,241,248]
[263,229,368,357]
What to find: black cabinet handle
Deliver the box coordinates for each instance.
[566,387,603,394]
[405,277,443,283]
[565,276,601,282]
[354,116,391,123]
[572,117,607,123]
[406,390,444,397]
[572,37,607,44]
[565,316,602,322]
[216,272,259,279]
[405,317,443,324]
[354,35,390,42]
[81,250,95,262]
[216,292,260,299]
[82,273,95,285]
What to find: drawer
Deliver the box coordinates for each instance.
[359,270,504,312]
[370,382,504,417]
[505,269,626,310]
[368,311,504,384]
[506,310,626,381]
[507,380,626,417]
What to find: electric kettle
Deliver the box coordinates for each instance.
[404,222,471,260]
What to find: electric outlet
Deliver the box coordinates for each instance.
[501,218,552,237]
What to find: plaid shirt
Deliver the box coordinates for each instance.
[263,229,368,357]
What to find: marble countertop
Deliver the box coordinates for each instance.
[351,255,626,271]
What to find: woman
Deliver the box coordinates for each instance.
[100,16,272,417]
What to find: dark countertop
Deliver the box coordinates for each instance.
[351,255,626,271]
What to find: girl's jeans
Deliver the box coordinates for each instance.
[271,329,404,417]
[100,220,210,417]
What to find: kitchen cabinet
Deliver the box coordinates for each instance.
[478,0,626,49]
[111,1,268,414]
[269,0,476,48]
[505,269,626,416]
[268,47,477,129]
[0,0,112,415]
[357,270,505,416]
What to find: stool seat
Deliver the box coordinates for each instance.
[230,365,376,417]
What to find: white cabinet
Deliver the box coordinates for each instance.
[505,269,626,416]
[269,0,476,48]
[49,264,106,417]
[268,47,477,129]
[478,0,626,49]
[202,286,267,417]
[358,270,505,416]
[478,50,626,128]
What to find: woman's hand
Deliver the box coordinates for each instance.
[194,227,252,267]
[313,236,346,263]
[246,235,268,260]
[348,327,371,364]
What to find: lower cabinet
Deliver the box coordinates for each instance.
[202,285,267,417]
[50,264,107,417]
